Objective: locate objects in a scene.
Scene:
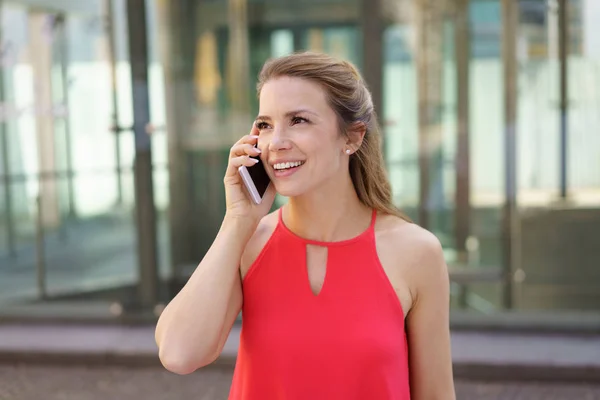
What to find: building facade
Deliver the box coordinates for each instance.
[0,0,599,325]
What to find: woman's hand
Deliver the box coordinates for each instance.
[223,126,276,226]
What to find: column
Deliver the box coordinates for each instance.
[454,0,471,263]
[126,0,159,308]
[415,0,447,229]
[501,0,518,309]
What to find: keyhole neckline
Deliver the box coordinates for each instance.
[277,208,377,247]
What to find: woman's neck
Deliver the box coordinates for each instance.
[283,175,372,243]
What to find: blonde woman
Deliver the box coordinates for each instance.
[156,52,455,400]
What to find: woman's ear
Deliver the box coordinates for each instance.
[346,121,367,153]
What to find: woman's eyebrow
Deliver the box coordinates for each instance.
[255,109,318,121]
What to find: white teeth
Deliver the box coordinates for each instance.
[274,161,304,170]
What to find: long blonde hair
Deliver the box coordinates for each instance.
[257,51,410,221]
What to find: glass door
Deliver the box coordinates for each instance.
[0,8,69,303]
[382,0,507,313]
[38,9,140,302]
[0,6,141,306]
[512,0,600,312]
[0,5,53,303]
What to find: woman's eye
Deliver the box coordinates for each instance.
[291,116,307,125]
[256,122,269,130]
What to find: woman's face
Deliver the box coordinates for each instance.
[256,76,349,198]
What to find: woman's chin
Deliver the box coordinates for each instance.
[274,183,306,198]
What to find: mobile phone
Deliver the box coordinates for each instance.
[238,153,271,204]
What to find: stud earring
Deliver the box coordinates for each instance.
[345,149,351,155]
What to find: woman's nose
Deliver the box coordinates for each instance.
[268,128,292,151]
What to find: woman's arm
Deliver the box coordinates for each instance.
[405,231,456,399]
[155,216,255,375]
[155,130,276,375]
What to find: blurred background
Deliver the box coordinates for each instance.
[0,0,599,399]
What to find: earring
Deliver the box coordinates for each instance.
[345,149,351,155]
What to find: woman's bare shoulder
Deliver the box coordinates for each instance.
[376,214,443,254]
[240,209,280,278]
[375,213,447,285]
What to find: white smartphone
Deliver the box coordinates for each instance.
[238,153,271,204]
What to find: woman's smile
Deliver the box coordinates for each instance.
[271,160,306,178]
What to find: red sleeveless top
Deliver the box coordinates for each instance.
[228,209,411,399]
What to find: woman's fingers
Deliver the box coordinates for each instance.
[230,132,259,150]
[230,142,261,158]
[230,154,260,169]
[225,128,262,178]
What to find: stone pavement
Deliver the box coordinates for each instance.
[0,322,600,383]
[1,364,600,400]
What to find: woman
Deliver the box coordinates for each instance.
[155,52,455,399]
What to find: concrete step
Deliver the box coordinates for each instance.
[0,322,599,383]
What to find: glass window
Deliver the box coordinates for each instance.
[0,0,168,309]
[4,0,595,324]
